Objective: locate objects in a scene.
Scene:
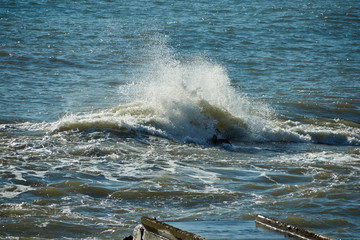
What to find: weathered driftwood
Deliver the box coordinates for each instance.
[128,215,338,240]
[255,215,337,240]
[133,217,206,240]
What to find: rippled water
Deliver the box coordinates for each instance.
[1,1,360,239]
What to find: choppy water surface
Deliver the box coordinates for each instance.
[1,0,360,239]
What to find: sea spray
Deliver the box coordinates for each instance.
[130,41,273,143]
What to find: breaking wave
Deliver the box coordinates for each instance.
[51,42,360,146]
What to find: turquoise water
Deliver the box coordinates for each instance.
[1,1,359,239]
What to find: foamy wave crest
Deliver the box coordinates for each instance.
[265,119,360,146]
[50,103,360,146]
[51,40,359,146]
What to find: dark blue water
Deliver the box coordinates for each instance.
[1,1,359,239]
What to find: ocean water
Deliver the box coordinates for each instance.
[1,0,359,239]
